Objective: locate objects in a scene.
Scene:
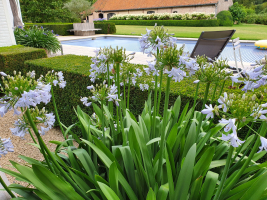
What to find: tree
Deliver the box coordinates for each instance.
[63,0,93,22]
[229,2,247,23]
[19,0,78,23]
[9,0,23,27]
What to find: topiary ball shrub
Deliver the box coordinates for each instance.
[217,11,233,26]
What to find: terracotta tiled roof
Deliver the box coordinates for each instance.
[93,0,218,11]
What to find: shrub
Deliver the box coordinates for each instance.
[14,26,61,53]
[229,2,247,23]
[24,55,266,137]
[108,20,219,27]
[243,13,267,24]
[94,22,116,34]
[24,23,74,36]
[0,45,47,75]
[217,11,233,26]
[110,12,216,20]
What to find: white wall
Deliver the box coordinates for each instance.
[0,0,16,47]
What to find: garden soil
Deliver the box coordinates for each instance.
[0,111,64,187]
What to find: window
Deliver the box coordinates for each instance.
[99,13,104,18]
[173,11,177,13]
[107,13,115,20]
[147,11,155,14]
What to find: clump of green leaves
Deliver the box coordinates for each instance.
[14,26,61,53]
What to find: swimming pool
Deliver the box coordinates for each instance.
[61,36,267,63]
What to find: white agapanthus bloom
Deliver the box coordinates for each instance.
[0,72,7,76]
[201,104,214,119]
[221,132,245,147]
[219,118,237,134]
[164,68,186,82]
[258,137,267,153]
[218,92,228,112]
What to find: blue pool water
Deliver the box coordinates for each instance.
[61,36,267,63]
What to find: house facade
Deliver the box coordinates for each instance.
[88,0,233,22]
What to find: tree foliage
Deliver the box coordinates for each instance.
[19,0,79,23]
[229,2,247,23]
[63,0,93,22]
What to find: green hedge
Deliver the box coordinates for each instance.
[108,20,219,27]
[23,55,265,138]
[25,23,74,36]
[0,45,47,75]
[94,22,116,34]
[217,11,233,26]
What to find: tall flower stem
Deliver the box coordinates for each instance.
[123,80,126,103]
[156,69,163,115]
[101,100,105,145]
[127,75,131,109]
[220,122,267,199]
[107,61,113,114]
[152,73,158,139]
[193,81,200,109]
[211,83,218,102]
[21,108,37,144]
[116,63,126,146]
[196,82,211,134]
[216,80,226,105]
[157,76,171,182]
[24,109,90,200]
[213,146,234,200]
[51,87,65,139]
[0,175,16,198]
[229,122,255,168]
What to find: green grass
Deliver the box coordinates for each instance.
[115,24,267,40]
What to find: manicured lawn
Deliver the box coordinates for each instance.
[115,24,267,40]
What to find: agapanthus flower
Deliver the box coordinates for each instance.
[0,72,7,76]
[201,104,214,119]
[218,92,228,112]
[221,132,245,147]
[10,119,28,138]
[0,138,14,157]
[219,118,237,134]
[258,137,267,153]
[165,68,186,82]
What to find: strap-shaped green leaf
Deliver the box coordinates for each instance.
[174,144,196,199]
[98,182,120,200]
[200,171,218,200]
[146,188,156,200]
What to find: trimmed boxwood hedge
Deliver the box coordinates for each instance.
[108,20,219,27]
[94,22,116,34]
[23,55,265,138]
[0,45,47,75]
[25,23,74,36]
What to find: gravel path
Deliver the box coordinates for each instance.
[0,110,64,187]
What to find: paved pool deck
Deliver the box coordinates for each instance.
[55,35,263,69]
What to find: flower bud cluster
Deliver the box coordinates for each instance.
[81,81,120,107]
[89,47,135,83]
[194,56,232,83]
[0,137,14,157]
[41,70,66,88]
[0,71,52,117]
[202,92,267,122]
